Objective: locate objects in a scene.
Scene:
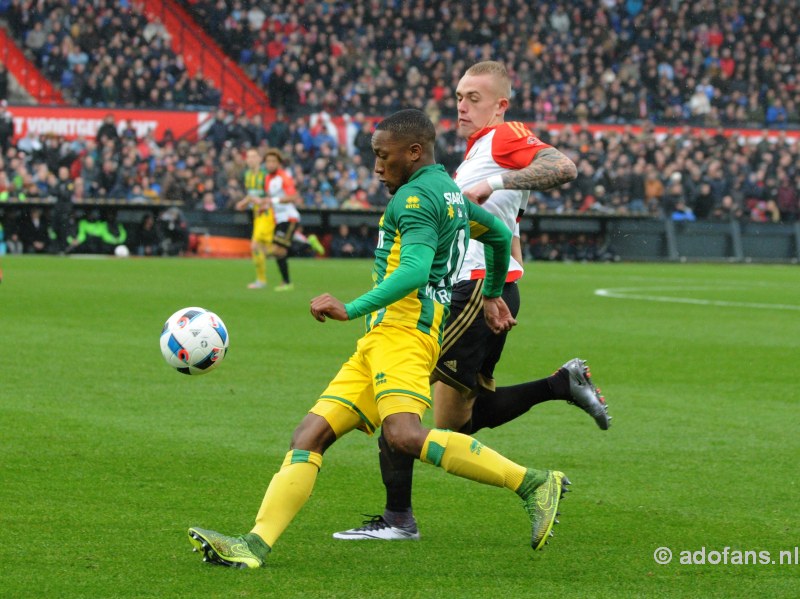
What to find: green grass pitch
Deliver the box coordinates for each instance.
[2,255,799,598]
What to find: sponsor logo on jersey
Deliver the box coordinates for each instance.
[405,195,420,209]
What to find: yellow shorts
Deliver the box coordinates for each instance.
[252,211,275,246]
[310,324,440,437]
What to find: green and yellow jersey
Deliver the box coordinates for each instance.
[345,164,510,343]
[243,167,268,216]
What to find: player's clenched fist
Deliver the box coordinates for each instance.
[310,293,348,322]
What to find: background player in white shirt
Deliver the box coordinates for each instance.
[262,148,301,291]
[334,61,610,542]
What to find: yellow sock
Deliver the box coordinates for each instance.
[253,250,267,283]
[421,429,526,492]
[251,450,323,547]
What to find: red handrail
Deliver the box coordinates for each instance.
[0,25,65,105]
[140,0,273,122]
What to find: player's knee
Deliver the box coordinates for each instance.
[381,415,426,457]
[290,413,336,454]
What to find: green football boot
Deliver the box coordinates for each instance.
[188,527,270,569]
[518,469,571,550]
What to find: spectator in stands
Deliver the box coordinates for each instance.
[0,102,14,155]
[206,109,231,153]
[24,22,47,55]
[766,99,789,128]
[220,176,244,210]
[528,233,561,262]
[134,213,163,256]
[96,159,124,198]
[267,110,291,150]
[776,176,799,223]
[671,198,697,222]
[340,187,371,210]
[2,209,24,254]
[750,198,780,223]
[711,195,744,221]
[159,207,189,256]
[96,114,119,149]
[50,165,75,254]
[19,207,50,253]
[0,64,8,101]
[329,223,360,258]
[354,222,376,258]
[266,64,295,113]
[693,182,716,220]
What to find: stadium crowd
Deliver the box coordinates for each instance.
[4,0,220,108]
[1,0,799,257]
[4,0,799,129]
[182,0,800,128]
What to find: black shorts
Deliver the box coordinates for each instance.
[432,279,520,395]
[273,221,298,249]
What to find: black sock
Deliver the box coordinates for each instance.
[378,432,415,521]
[470,369,570,433]
[277,256,290,283]
[457,419,473,435]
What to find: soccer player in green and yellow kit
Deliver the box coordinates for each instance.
[188,109,569,568]
[235,148,274,289]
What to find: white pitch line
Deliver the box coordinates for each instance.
[594,288,800,311]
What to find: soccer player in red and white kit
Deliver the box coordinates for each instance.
[334,61,610,543]
[263,148,301,291]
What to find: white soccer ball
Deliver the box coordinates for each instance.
[114,244,130,258]
[160,307,229,375]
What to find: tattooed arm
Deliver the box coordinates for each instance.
[499,148,577,191]
[461,148,577,204]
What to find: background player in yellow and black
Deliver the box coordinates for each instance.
[235,148,274,289]
[187,109,570,569]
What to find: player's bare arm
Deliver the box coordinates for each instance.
[461,149,577,204]
[511,236,523,265]
[310,293,348,322]
[272,192,301,206]
[501,148,577,191]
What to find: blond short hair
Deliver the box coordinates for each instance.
[464,61,512,98]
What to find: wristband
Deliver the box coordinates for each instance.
[487,174,505,191]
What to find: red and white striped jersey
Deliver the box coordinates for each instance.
[266,168,300,224]
[454,121,551,283]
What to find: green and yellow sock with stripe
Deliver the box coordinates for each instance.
[420,428,540,493]
[251,449,323,547]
